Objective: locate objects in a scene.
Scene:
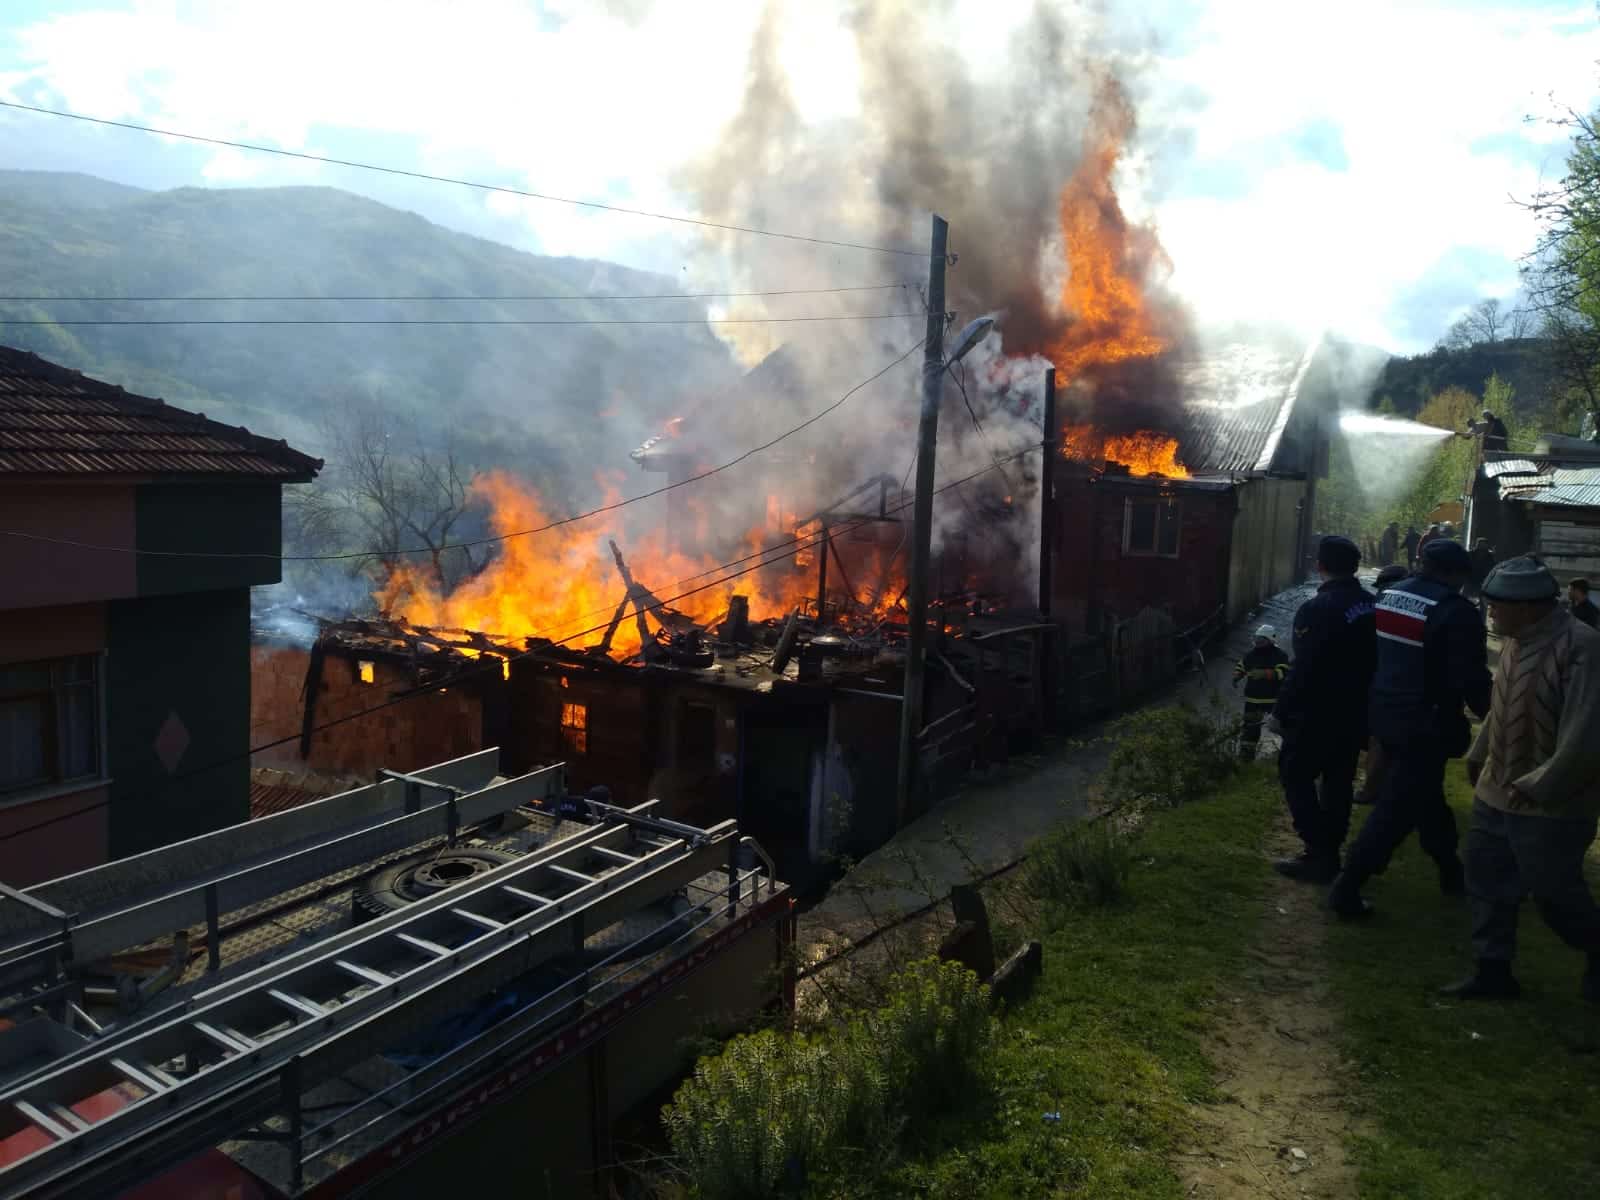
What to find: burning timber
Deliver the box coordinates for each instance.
[253,541,1053,893]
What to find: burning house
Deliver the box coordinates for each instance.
[1047,339,1343,643]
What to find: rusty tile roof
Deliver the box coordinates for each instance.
[0,345,321,480]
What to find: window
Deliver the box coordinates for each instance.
[1123,497,1181,558]
[0,655,102,795]
[560,701,588,755]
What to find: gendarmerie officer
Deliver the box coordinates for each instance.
[1329,539,1491,917]
[1271,536,1377,882]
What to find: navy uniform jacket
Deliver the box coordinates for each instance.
[1368,574,1490,754]
[1273,576,1377,742]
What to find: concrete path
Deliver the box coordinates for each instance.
[800,581,1319,956]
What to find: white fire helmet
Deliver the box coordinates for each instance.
[1255,625,1276,640]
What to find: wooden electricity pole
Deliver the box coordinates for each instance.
[894,214,949,828]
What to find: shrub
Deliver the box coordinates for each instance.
[1026,819,1133,917]
[661,960,993,1197]
[660,1029,836,1200]
[1102,703,1239,810]
[872,958,995,1121]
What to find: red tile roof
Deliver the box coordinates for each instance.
[248,780,327,819]
[0,345,321,480]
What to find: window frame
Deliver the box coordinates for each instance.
[0,652,107,799]
[1121,496,1182,559]
[559,700,589,757]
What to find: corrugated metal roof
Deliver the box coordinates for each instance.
[1483,458,1543,479]
[1525,484,1600,507]
[0,345,322,480]
[1175,343,1310,475]
[1496,462,1600,508]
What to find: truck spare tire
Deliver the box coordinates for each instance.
[353,847,518,922]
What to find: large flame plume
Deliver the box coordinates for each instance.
[1060,425,1189,479]
[1046,80,1189,479]
[376,472,907,658]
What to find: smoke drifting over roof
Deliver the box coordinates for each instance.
[669,0,1192,582]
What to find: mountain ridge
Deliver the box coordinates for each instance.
[0,169,740,492]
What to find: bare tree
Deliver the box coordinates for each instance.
[313,396,482,588]
[1441,297,1508,348]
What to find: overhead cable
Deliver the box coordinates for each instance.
[0,442,1041,846]
[0,335,932,561]
[0,99,933,257]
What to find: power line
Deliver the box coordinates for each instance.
[0,442,1043,847]
[0,312,931,327]
[0,284,910,303]
[0,99,933,258]
[0,335,933,562]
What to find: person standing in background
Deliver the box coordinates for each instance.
[1379,522,1400,566]
[1468,539,1495,603]
[1569,578,1599,629]
[1402,525,1422,568]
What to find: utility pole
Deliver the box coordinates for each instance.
[895,214,949,828]
[1037,367,1058,729]
[1037,367,1057,616]
[815,518,830,626]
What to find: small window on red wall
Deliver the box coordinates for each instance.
[1123,497,1181,558]
[560,702,588,755]
[0,654,102,795]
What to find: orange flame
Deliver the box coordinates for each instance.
[1048,79,1173,382]
[1061,424,1189,479]
[374,472,905,658]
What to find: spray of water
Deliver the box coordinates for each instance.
[1333,409,1456,506]
[1337,412,1456,439]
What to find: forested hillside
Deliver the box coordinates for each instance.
[0,169,740,493]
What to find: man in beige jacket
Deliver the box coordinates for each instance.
[1449,557,1600,1001]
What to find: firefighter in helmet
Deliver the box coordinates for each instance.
[1234,624,1289,761]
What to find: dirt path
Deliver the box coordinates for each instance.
[1182,816,1368,1200]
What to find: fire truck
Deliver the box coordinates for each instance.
[0,751,791,1197]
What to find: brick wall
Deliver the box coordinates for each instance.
[250,643,484,776]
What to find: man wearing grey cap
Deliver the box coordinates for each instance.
[1446,556,1600,1001]
[1330,539,1490,917]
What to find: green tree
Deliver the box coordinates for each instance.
[1522,106,1600,434]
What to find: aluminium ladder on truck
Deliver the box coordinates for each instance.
[0,751,771,1199]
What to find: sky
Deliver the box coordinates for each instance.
[1,0,1597,354]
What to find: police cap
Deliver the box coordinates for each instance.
[1421,538,1471,574]
[1317,535,1360,575]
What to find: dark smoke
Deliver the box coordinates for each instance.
[666,0,1187,587]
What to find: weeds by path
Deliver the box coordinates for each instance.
[842,770,1281,1199]
[1324,763,1600,1200]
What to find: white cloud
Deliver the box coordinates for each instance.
[1141,1,1600,347]
[3,0,1598,350]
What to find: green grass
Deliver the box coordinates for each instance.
[1324,762,1600,1200]
[834,771,1281,1199]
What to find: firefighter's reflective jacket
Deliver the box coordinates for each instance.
[1234,644,1290,706]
